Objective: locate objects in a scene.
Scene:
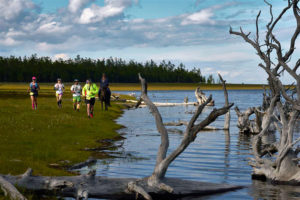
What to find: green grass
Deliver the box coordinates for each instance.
[1,82,292,92]
[0,84,127,176]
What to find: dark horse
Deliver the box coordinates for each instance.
[98,87,110,111]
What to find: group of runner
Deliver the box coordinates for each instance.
[28,74,111,118]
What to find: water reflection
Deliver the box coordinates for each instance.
[237,132,251,152]
[223,130,230,182]
[249,180,300,200]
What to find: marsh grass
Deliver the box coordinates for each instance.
[0,83,125,176]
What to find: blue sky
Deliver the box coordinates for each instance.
[0,0,298,83]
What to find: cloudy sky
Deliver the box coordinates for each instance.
[0,0,298,83]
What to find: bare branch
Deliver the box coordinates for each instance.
[186,95,212,133]
[283,0,300,60]
[218,73,230,130]
[192,104,234,135]
[256,10,261,43]
[0,176,27,200]
[128,181,152,200]
[138,73,169,167]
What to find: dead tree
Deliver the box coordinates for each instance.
[234,106,257,133]
[0,74,238,199]
[138,73,233,188]
[230,0,300,183]
[195,87,215,106]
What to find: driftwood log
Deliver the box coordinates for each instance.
[131,88,214,108]
[230,0,300,184]
[0,74,239,199]
[0,169,242,200]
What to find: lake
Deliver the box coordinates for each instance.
[79,90,300,200]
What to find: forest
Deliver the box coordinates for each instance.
[0,55,215,83]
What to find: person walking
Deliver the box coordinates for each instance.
[27,76,40,110]
[70,79,82,111]
[98,73,111,110]
[82,79,98,118]
[54,78,65,108]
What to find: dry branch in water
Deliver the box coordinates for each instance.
[230,0,300,184]
[137,73,233,187]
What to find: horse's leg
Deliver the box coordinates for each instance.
[105,101,108,111]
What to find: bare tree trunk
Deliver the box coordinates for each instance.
[218,73,230,130]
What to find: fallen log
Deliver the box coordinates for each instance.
[1,170,243,200]
[164,120,228,131]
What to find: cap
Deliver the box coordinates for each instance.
[32,76,36,80]
[57,78,61,81]
[74,79,79,82]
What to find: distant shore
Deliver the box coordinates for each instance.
[110,83,273,91]
[0,82,279,93]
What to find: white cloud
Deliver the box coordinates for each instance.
[181,8,215,25]
[37,21,70,34]
[79,4,123,24]
[0,0,35,20]
[78,0,134,24]
[0,37,20,46]
[68,0,91,13]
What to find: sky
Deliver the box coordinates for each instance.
[0,0,298,83]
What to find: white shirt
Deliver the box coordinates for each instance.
[54,83,64,94]
[70,84,82,97]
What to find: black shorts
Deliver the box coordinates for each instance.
[86,98,95,105]
[30,92,38,98]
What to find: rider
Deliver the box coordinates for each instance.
[82,79,98,118]
[54,78,65,108]
[27,76,40,110]
[99,73,111,107]
[70,79,82,111]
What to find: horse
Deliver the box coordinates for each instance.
[98,87,110,111]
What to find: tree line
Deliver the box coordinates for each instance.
[0,55,216,83]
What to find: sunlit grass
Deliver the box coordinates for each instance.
[0,82,273,93]
[0,83,125,176]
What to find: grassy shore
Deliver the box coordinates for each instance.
[0,82,273,93]
[0,84,133,177]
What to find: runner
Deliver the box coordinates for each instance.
[70,79,82,111]
[54,78,65,108]
[27,76,40,110]
[82,79,98,118]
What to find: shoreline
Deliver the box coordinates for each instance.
[0,86,133,177]
[0,82,281,92]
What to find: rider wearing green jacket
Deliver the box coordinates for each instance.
[82,79,98,118]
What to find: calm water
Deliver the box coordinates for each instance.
[79,90,300,200]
